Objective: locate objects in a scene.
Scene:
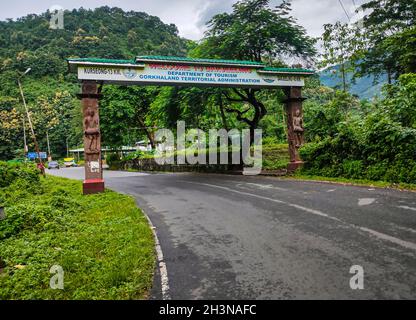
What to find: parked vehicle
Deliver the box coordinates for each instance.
[64,158,78,167]
[47,161,60,170]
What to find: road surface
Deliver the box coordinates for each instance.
[48,167,416,299]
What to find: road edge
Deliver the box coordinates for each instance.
[140,206,171,300]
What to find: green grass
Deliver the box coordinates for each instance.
[261,144,290,170]
[0,175,155,300]
[287,174,416,191]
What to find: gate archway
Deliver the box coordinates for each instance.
[67,55,314,194]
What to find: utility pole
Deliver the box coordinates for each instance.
[17,68,45,176]
[46,129,52,161]
[22,116,28,158]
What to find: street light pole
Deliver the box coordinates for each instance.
[46,129,52,161]
[22,116,28,157]
[17,68,45,175]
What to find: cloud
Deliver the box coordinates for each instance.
[0,0,370,41]
[196,0,234,28]
[194,0,284,37]
[291,0,368,38]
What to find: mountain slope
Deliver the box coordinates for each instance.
[0,7,190,159]
[319,65,388,100]
[0,7,190,79]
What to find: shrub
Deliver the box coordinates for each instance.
[300,77,416,185]
[106,153,121,170]
[300,116,416,184]
[0,175,155,300]
[123,150,145,161]
[0,204,56,240]
[341,160,363,179]
[365,162,389,181]
[0,162,39,188]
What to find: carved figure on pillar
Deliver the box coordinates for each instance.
[79,81,104,195]
[84,107,100,154]
[293,108,304,148]
[285,87,305,172]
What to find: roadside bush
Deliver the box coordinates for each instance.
[0,204,56,240]
[106,152,121,170]
[48,188,83,212]
[123,150,146,161]
[261,143,290,170]
[365,161,389,181]
[301,115,416,183]
[382,73,416,128]
[300,76,416,185]
[0,178,44,206]
[0,162,39,188]
[341,160,364,179]
[0,174,155,300]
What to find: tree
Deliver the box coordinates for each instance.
[148,86,229,134]
[320,22,358,92]
[0,97,22,159]
[191,0,316,141]
[0,6,190,158]
[100,86,160,149]
[46,91,78,157]
[355,0,416,82]
[381,26,416,75]
[382,73,416,128]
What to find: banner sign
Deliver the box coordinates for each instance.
[27,152,47,160]
[77,63,305,88]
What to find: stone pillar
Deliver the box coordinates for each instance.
[78,81,104,195]
[284,87,306,172]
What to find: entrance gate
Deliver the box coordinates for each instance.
[67,56,314,194]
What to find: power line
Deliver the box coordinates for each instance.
[351,0,358,12]
[338,0,351,21]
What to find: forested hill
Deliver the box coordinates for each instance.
[0,6,190,78]
[319,65,387,100]
[0,7,190,159]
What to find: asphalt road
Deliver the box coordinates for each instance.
[48,167,416,299]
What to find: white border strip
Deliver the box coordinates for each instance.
[68,61,146,69]
[142,209,171,300]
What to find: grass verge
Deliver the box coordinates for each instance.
[286,174,416,192]
[0,175,155,300]
[261,144,290,170]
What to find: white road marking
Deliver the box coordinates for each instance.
[142,209,171,300]
[398,205,416,212]
[327,189,336,193]
[358,198,376,206]
[181,181,340,222]
[359,227,416,251]
[243,183,287,191]
[391,224,416,234]
[180,181,416,252]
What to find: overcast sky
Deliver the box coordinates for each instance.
[0,0,368,40]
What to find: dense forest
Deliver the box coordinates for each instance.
[0,6,190,158]
[1,0,415,184]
